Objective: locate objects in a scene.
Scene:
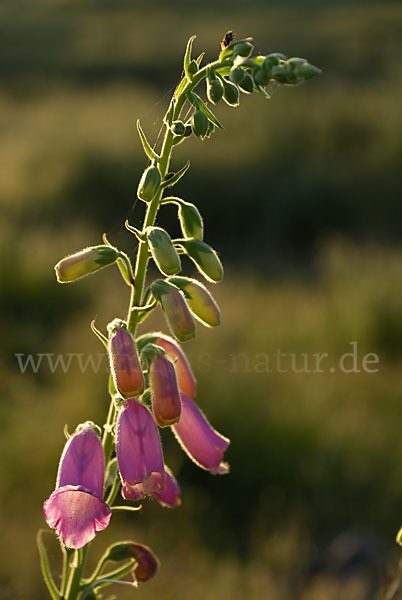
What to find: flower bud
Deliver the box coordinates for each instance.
[288,58,322,81]
[146,227,181,276]
[191,109,209,140]
[263,53,287,72]
[108,321,144,398]
[168,276,221,327]
[222,78,240,107]
[270,62,293,84]
[180,239,224,283]
[207,78,224,104]
[55,245,119,283]
[232,40,253,58]
[229,66,245,85]
[178,201,204,240]
[150,354,181,426]
[105,542,159,583]
[137,164,161,202]
[171,120,185,136]
[151,280,196,342]
[239,71,254,93]
[253,68,270,86]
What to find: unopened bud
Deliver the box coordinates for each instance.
[180,239,224,283]
[222,79,240,107]
[229,66,245,85]
[137,164,161,202]
[150,354,181,426]
[253,68,270,86]
[108,321,144,398]
[232,40,253,58]
[191,109,209,140]
[188,60,198,76]
[154,333,196,398]
[263,53,287,72]
[168,276,221,327]
[178,201,204,240]
[146,227,181,276]
[55,245,119,283]
[105,541,159,583]
[207,78,224,104]
[151,280,196,342]
[171,120,186,136]
[238,71,254,93]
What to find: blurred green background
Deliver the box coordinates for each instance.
[1,0,402,598]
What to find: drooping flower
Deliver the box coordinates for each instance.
[172,394,230,474]
[43,422,111,549]
[116,398,165,500]
[150,353,181,427]
[104,541,159,583]
[153,465,181,508]
[108,321,144,398]
[153,333,196,398]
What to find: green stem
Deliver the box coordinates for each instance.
[37,530,61,600]
[66,548,88,600]
[60,546,72,598]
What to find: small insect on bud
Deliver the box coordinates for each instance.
[108,321,144,398]
[151,280,196,342]
[55,245,119,283]
[171,120,186,136]
[137,163,161,202]
[222,78,240,107]
[168,276,221,327]
[229,66,245,85]
[179,239,224,283]
[146,227,182,276]
[178,201,204,240]
[150,354,181,426]
[253,67,270,86]
[207,78,224,104]
[191,109,209,140]
[238,71,254,93]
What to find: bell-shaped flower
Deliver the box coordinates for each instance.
[153,465,181,508]
[116,398,165,500]
[43,422,111,549]
[154,333,196,398]
[172,394,230,474]
[108,321,144,399]
[150,353,181,427]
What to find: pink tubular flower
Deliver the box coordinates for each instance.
[116,398,165,500]
[43,422,111,549]
[155,333,196,398]
[150,354,181,427]
[153,465,181,508]
[172,394,230,474]
[108,322,144,399]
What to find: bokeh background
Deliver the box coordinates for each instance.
[1,0,402,598]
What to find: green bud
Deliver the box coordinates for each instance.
[180,239,224,283]
[171,120,186,136]
[104,542,159,583]
[207,78,224,104]
[191,109,209,140]
[232,40,254,58]
[168,276,221,327]
[270,62,294,84]
[263,53,287,72]
[146,227,181,276]
[253,68,270,86]
[288,58,322,80]
[183,124,193,137]
[55,245,119,283]
[151,279,196,341]
[222,78,240,107]
[137,164,161,202]
[178,201,204,240]
[188,60,198,76]
[229,66,245,85]
[238,71,254,93]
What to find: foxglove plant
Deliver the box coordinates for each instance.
[39,33,321,599]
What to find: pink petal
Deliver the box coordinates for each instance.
[172,394,230,474]
[153,466,181,508]
[56,424,105,498]
[43,485,111,549]
[155,334,196,398]
[116,399,165,499]
[150,354,181,427]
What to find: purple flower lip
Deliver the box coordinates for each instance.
[43,423,111,549]
[153,465,181,508]
[155,334,196,398]
[172,394,230,475]
[116,398,166,501]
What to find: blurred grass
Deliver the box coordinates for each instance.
[1,0,402,598]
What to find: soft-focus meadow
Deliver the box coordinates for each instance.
[1,1,402,598]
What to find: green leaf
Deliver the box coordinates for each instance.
[184,35,197,81]
[37,530,61,600]
[136,120,159,161]
[191,92,224,129]
[160,160,190,189]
